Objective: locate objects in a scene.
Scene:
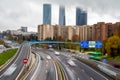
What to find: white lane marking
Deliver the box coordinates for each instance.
[0,45,24,78]
[3,64,17,76]
[90,77,94,80]
[30,53,41,80]
[65,65,76,80]
[78,78,80,80]
[46,70,48,73]
[53,60,58,80]
[77,61,109,80]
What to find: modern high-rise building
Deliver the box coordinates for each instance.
[43,4,51,24]
[59,6,66,25]
[76,7,87,26]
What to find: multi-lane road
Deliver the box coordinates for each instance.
[0,47,115,80]
[45,49,113,80]
[0,44,30,80]
[25,48,57,80]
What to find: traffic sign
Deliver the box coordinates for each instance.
[102,59,107,63]
[80,41,89,48]
[23,58,28,64]
[89,41,96,48]
[80,41,102,48]
[95,41,102,48]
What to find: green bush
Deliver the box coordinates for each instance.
[101,55,108,59]
[114,56,120,61]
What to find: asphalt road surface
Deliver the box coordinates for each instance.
[25,48,57,80]
[0,44,30,80]
[46,49,113,80]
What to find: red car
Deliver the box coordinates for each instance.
[114,62,120,68]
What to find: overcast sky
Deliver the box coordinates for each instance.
[0,0,120,32]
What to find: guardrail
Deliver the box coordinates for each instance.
[74,56,120,80]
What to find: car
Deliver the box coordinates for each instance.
[48,48,54,52]
[67,59,76,66]
[46,55,51,59]
[113,62,120,68]
[54,51,60,55]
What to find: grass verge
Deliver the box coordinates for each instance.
[108,56,120,61]
[113,56,120,61]
[0,49,18,66]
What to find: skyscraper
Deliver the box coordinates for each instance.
[59,6,66,25]
[76,7,87,25]
[43,4,51,24]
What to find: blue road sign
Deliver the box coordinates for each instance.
[102,59,107,63]
[80,41,89,48]
[95,41,102,48]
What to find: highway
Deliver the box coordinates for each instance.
[0,47,115,80]
[0,44,30,80]
[46,49,113,80]
[25,48,57,80]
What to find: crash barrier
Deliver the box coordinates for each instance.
[74,56,120,80]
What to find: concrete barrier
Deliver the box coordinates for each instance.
[74,56,120,80]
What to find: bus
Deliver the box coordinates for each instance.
[87,52,102,61]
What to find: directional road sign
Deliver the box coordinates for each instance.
[80,41,89,48]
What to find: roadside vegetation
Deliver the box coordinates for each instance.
[0,39,11,48]
[0,49,18,66]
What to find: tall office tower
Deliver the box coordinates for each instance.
[76,7,87,25]
[43,4,51,24]
[59,6,66,25]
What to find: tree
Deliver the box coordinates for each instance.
[113,28,120,37]
[105,36,120,57]
[45,37,52,40]
[56,36,63,41]
[0,39,5,45]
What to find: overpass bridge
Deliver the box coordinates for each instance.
[28,40,80,45]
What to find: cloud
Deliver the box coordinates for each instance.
[0,0,120,32]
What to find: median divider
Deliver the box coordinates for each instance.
[19,52,37,80]
[16,45,34,80]
[51,56,65,80]
[74,56,120,80]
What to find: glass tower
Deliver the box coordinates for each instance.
[43,4,51,24]
[59,6,66,25]
[76,7,87,25]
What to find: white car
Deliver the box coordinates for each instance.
[67,59,76,66]
[54,51,60,55]
[46,55,51,59]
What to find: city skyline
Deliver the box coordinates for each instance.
[0,0,120,32]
